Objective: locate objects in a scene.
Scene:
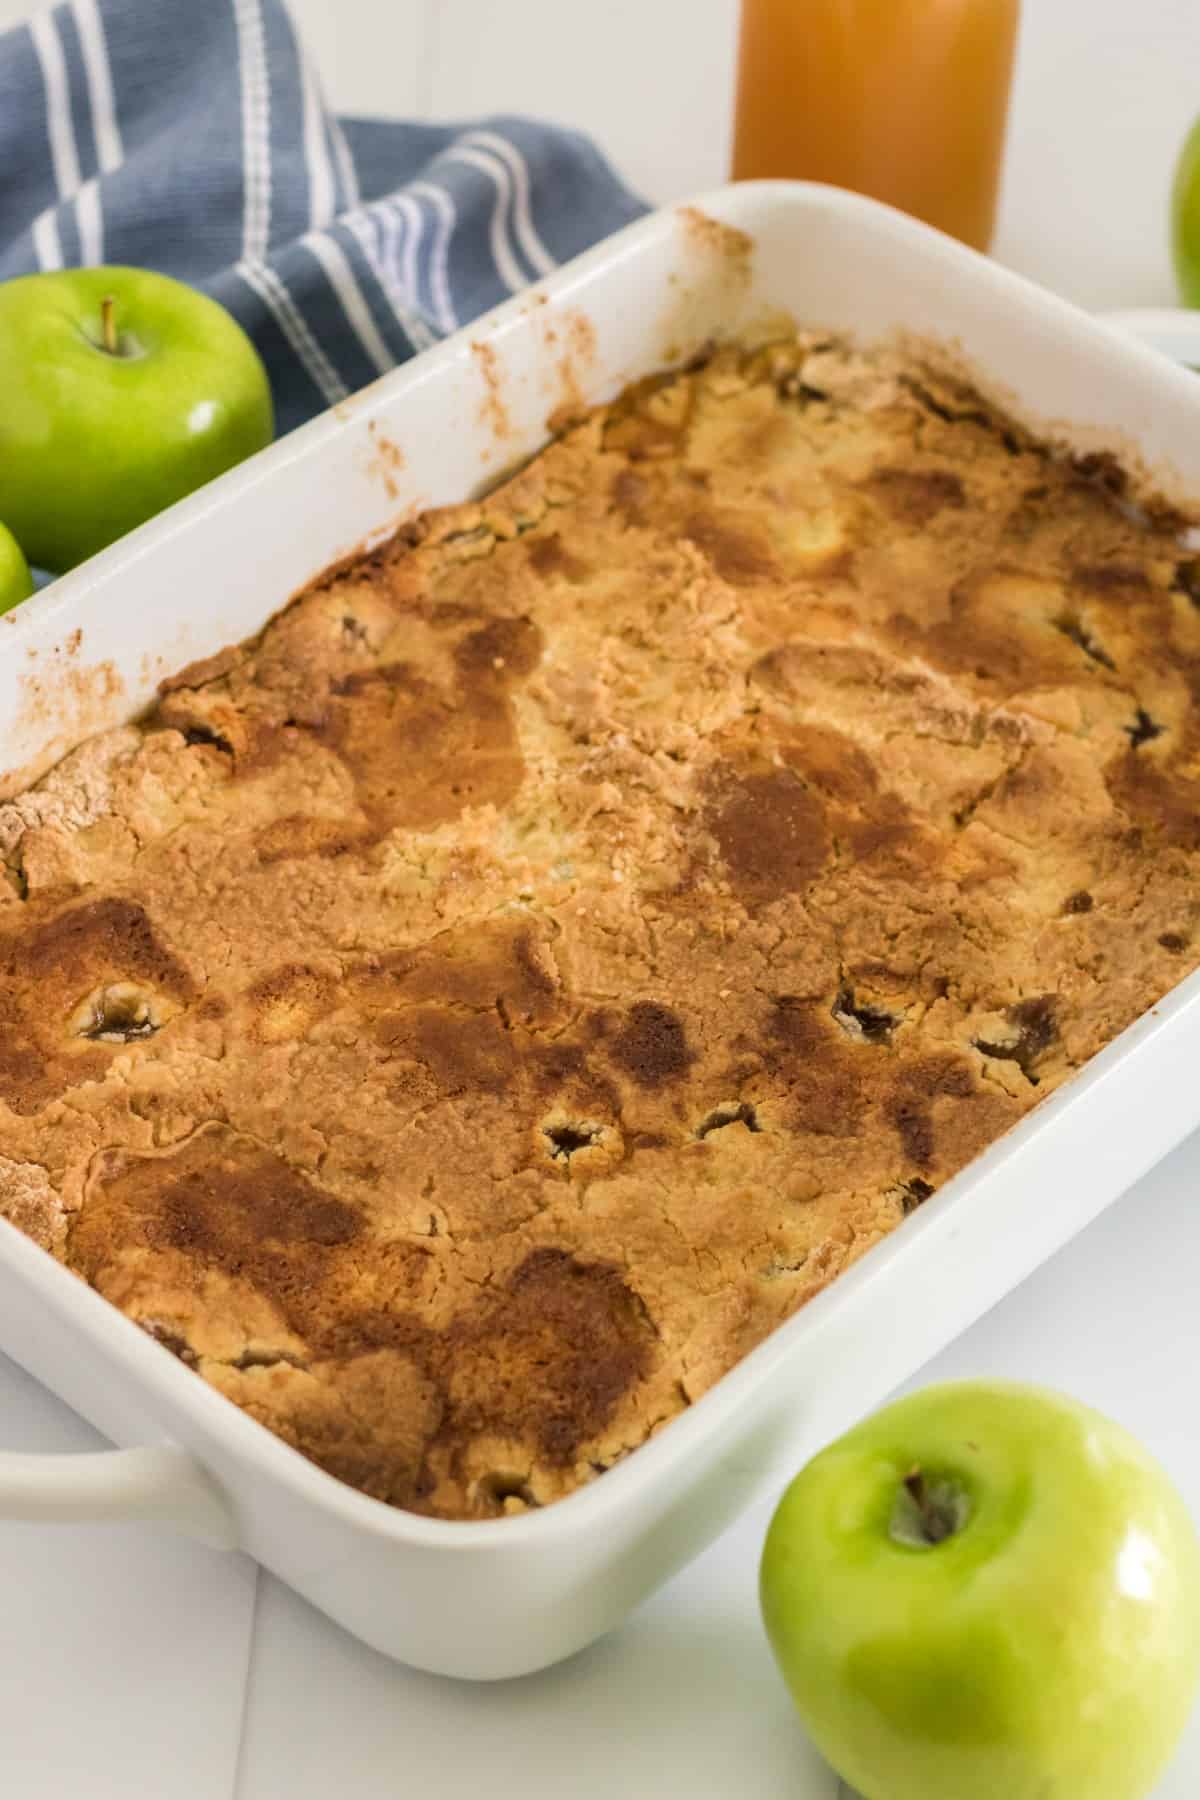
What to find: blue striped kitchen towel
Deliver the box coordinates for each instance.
[0,0,648,434]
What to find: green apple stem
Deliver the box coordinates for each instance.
[903,1466,958,1546]
[100,294,117,356]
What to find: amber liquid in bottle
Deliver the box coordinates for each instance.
[732,0,1020,251]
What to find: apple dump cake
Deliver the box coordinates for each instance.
[3,334,1200,1520]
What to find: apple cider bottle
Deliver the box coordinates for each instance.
[731,0,1021,252]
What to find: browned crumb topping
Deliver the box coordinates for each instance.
[3,332,1200,1518]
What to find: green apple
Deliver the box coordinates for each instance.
[0,267,273,572]
[0,521,33,616]
[1172,115,1200,306]
[761,1381,1200,1800]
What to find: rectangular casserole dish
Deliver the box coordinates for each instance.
[4,180,1200,1680]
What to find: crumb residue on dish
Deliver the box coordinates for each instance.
[471,337,512,445]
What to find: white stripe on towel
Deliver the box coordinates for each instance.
[32,206,64,271]
[301,229,394,375]
[464,129,556,277]
[444,144,527,293]
[326,108,361,212]
[373,193,437,347]
[73,0,124,172]
[232,0,271,261]
[340,206,435,352]
[409,180,458,334]
[373,196,401,295]
[237,256,348,405]
[233,1,350,411]
[299,48,336,228]
[76,174,103,264]
[391,190,424,311]
[30,10,81,197]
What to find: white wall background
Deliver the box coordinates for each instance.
[0,0,1197,311]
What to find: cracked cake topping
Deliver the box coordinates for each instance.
[3,332,1200,1519]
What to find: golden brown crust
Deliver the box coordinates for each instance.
[3,333,1200,1518]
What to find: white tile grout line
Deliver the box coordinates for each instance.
[230,1561,263,1800]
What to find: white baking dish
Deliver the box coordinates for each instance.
[5,181,1200,1681]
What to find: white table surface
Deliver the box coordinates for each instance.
[2,1,1200,1794]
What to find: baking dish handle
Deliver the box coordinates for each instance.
[0,1446,238,1550]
